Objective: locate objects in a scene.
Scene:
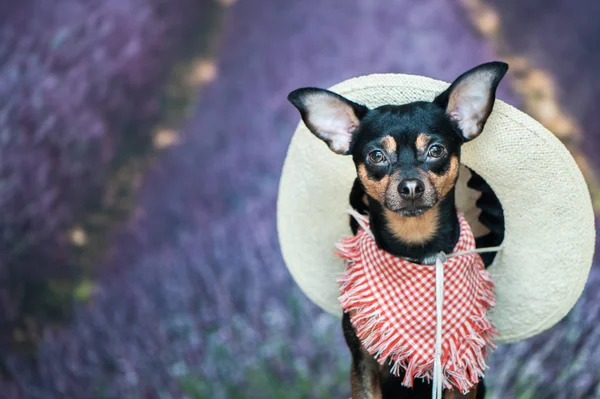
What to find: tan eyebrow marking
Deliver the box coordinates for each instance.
[380,136,396,154]
[415,133,432,154]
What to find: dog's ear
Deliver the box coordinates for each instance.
[288,88,369,155]
[434,62,508,141]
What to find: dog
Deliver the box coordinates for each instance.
[287,62,508,398]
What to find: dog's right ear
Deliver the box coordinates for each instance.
[287,88,369,155]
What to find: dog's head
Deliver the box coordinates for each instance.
[288,62,507,219]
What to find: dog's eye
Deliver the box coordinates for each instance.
[428,144,445,158]
[368,150,386,163]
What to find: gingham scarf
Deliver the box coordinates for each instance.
[336,212,496,393]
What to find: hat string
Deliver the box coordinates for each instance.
[346,208,375,240]
[345,208,503,398]
[432,245,502,399]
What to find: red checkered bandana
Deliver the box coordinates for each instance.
[336,213,496,392]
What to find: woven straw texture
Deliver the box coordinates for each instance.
[277,73,595,344]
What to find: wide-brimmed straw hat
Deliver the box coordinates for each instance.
[277,72,595,344]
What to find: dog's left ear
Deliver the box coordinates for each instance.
[287,88,369,155]
[434,62,508,141]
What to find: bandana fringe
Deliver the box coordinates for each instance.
[336,231,497,394]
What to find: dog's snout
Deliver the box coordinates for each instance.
[398,179,424,200]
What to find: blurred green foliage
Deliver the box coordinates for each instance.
[177,294,350,399]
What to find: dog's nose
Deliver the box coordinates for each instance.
[398,179,425,200]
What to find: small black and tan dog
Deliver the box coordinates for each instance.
[288,62,508,399]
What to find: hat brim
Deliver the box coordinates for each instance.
[277,73,595,344]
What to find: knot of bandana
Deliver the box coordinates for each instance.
[336,212,496,393]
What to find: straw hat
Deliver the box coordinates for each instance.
[277,72,595,344]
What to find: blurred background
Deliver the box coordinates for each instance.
[1,0,600,398]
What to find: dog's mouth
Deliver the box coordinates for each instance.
[389,205,433,218]
[383,179,439,218]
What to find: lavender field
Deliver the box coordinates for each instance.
[1,0,599,398]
